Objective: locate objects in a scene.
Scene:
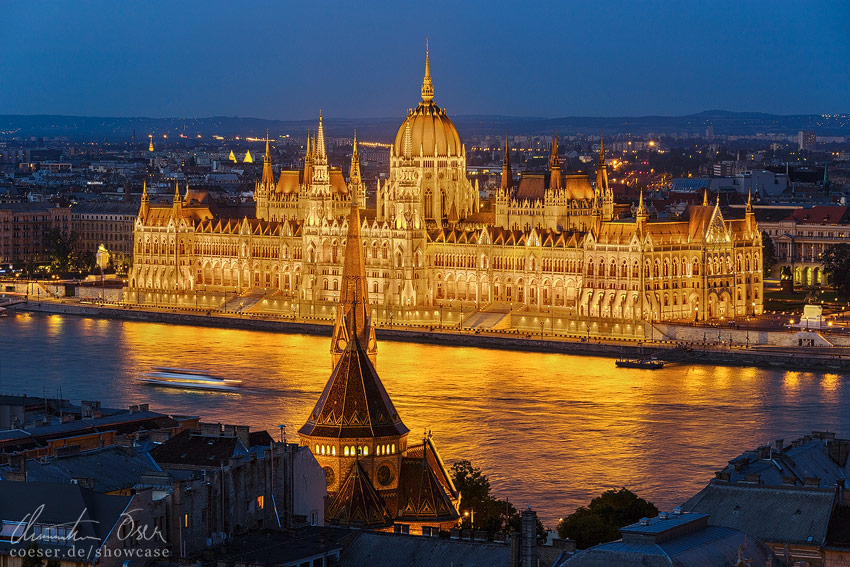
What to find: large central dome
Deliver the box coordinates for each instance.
[392,46,462,158]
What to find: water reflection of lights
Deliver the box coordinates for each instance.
[4,312,850,527]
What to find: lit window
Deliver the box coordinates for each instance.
[184,513,189,527]
[332,446,336,456]
[256,495,264,510]
[344,446,350,457]
[363,446,369,456]
[391,444,396,454]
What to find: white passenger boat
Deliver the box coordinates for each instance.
[138,367,242,391]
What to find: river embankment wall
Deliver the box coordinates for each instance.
[11,301,850,372]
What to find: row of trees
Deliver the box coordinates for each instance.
[13,228,129,279]
[450,460,657,549]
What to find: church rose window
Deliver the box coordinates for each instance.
[323,467,335,487]
[377,465,393,486]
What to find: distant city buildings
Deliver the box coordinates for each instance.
[799,130,818,151]
[0,202,68,264]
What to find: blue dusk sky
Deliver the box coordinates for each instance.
[1,0,848,119]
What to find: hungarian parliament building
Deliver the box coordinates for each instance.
[129,49,764,329]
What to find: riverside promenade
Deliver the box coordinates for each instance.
[9,297,850,373]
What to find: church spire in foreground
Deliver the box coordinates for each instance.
[330,201,377,368]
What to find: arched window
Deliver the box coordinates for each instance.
[332,446,336,456]
[391,444,396,454]
[363,446,369,456]
[344,446,350,457]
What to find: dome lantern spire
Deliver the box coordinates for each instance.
[421,39,434,103]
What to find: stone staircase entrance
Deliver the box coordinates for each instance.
[462,302,512,330]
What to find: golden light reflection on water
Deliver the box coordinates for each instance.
[3,312,850,526]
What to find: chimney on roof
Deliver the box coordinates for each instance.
[521,507,537,567]
[827,439,849,467]
[7,455,27,482]
[775,439,784,454]
[234,425,250,448]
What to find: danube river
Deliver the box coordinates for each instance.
[3,311,849,525]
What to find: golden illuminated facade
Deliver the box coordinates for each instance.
[129,47,764,326]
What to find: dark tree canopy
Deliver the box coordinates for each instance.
[557,488,658,549]
[450,460,545,538]
[761,231,777,277]
[822,243,850,296]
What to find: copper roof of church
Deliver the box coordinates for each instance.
[298,337,409,439]
[395,439,459,523]
[326,461,393,528]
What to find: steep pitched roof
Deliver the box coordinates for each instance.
[396,440,459,523]
[150,429,248,468]
[326,461,392,528]
[682,482,836,545]
[515,174,547,200]
[298,338,408,439]
[0,446,161,493]
[342,530,511,567]
[275,170,302,194]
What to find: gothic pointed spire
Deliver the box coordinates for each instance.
[315,111,327,162]
[550,131,559,170]
[703,188,709,206]
[598,129,605,166]
[139,180,149,220]
[261,130,274,187]
[636,189,647,219]
[172,181,183,218]
[330,201,377,368]
[746,188,753,213]
[350,131,362,186]
[500,131,512,190]
[421,38,434,103]
[549,131,561,191]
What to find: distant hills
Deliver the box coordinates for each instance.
[1,111,848,142]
